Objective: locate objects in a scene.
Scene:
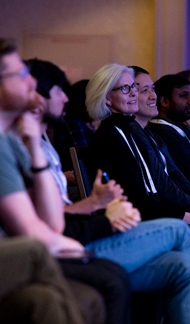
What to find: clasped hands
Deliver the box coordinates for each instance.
[91,169,141,232]
[105,197,141,232]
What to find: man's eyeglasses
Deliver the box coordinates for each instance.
[112,82,139,94]
[0,66,30,81]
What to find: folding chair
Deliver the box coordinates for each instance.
[69,146,92,200]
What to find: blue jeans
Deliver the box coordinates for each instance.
[85,218,190,324]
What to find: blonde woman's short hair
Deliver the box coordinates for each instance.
[85,63,134,120]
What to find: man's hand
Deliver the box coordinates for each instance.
[17,112,42,155]
[17,112,48,169]
[90,169,125,210]
[105,197,141,232]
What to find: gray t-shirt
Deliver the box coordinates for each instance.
[0,132,32,198]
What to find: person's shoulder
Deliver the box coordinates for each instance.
[0,132,16,159]
[148,121,176,135]
[96,118,119,134]
[6,132,31,162]
[6,131,25,150]
[148,121,189,154]
[91,122,119,147]
[42,137,61,163]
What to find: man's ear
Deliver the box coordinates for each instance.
[159,96,169,108]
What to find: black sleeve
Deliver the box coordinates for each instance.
[64,213,113,245]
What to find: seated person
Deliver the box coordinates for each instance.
[147,74,190,181]
[53,79,100,172]
[0,38,134,324]
[25,58,127,240]
[130,65,190,224]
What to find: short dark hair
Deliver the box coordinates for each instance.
[67,79,89,120]
[154,74,190,108]
[25,58,69,99]
[0,38,17,74]
[177,70,190,81]
[128,65,149,78]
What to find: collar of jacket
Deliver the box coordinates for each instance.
[102,113,135,129]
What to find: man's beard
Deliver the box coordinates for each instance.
[42,112,65,130]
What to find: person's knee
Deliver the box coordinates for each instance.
[164,252,190,290]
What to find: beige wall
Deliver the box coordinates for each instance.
[155,0,188,79]
[0,0,156,81]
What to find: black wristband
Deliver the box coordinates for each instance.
[31,162,50,173]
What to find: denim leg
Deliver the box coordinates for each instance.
[85,218,190,273]
[129,251,190,324]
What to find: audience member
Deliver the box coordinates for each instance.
[0,41,82,253]
[148,74,190,181]
[0,39,133,324]
[130,66,190,224]
[53,79,100,172]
